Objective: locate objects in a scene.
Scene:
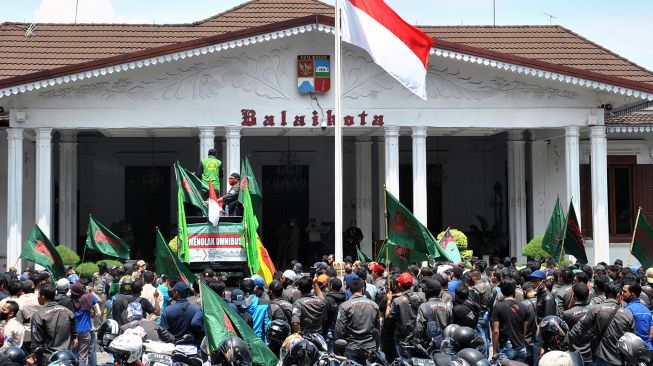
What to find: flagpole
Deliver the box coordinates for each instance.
[559,201,569,264]
[334,0,344,263]
[627,207,642,266]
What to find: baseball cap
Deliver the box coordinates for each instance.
[421,278,441,292]
[529,270,547,280]
[313,262,327,271]
[172,282,190,292]
[136,260,146,267]
[646,268,653,284]
[317,274,329,286]
[231,289,246,306]
[370,263,385,274]
[67,274,80,284]
[282,269,297,282]
[293,263,303,272]
[397,272,414,287]
[344,274,358,285]
[251,275,265,289]
[629,265,640,273]
[56,278,70,292]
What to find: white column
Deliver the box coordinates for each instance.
[507,131,527,262]
[35,128,53,239]
[377,139,385,240]
[412,126,428,225]
[384,126,400,198]
[355,138,373,255]
[58,131,78,250]
[591,126,609,264]
[225,126,241,184]
[530,140,548,236]
[565,126,581,222]
[198,126,215,162]
[7,128,24,272]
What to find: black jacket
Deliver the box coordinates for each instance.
[324,291,347,332]
[54,293,74,313]
[535,288,557,323]
[31,302,77,366]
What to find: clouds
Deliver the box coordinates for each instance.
[34,0,147,23]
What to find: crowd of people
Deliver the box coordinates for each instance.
[0,255,652,366]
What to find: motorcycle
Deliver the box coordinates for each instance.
[141,335,203,366]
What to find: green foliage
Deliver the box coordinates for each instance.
[75,262,99,279]
[55,245,80,266]
[522,236,550,258]
[96,259,123,269]
[436,229,473,261]
[560,259,573,267]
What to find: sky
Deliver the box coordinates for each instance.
[3,0,653,71]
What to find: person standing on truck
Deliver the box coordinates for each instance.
[217,173,242,216]
[198,148,223,192]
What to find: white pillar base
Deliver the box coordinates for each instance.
[36,128,53,240]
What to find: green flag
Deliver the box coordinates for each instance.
[155,228,197,285]
[240,182,260,276]
[238,157,262,213]
[200,281,278,366]
[174,162,208,215]
[562,201,588,264]
[177,188,190,263]
[385,190,436,270]
[376,239,429,271]
[86,215,130,259]
[21,224,66,279]
[542,197,566,263]
[437,228,463,264]
[356,245,372,262]
[632,208,653,269]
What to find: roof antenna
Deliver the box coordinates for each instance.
[493,0,496,26]
[543,12,557,25]
[75,0,79,24]
[25,23,37,38]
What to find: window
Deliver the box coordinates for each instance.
[608,165,632,235]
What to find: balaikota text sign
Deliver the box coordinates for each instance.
[298,55,330,93]
[187,222,245,262]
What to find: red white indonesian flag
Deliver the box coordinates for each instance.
[208,180,222,226]
[340,0,434,100]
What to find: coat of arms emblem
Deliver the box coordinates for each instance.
[297,55,330,93]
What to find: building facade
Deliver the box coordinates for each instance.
[1,0,653,268]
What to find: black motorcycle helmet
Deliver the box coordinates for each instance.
[97,319,120,349]
[214,336,253,366]
[617,332,651,364]
[537,315,569,350]
[48,350,79,366]
[266,319,291,344]
[0,346,27,366]
[282,340,319,366]
[120,277,133,294]
[450,326,483,351]
[456,348,489,366]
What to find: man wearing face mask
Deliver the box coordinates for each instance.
[0,300,24,348]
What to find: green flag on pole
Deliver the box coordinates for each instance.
[238,157,262,213]
[86,215,130,259]
[631,208,653,269]
[240,180,260,276]
[174,162,208,215]
[177,188,190,263]
[200,281,278,366]
[356,245,372,262]
[385,190,436,270]
[21,224,66,279]
[562,201,588,264]
[542,197,566,263]
[155,228,197,285]
[436,228,463,264]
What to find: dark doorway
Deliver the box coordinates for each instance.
[261,165,309,267]
[399,164,443,233]
[125,166,171,263]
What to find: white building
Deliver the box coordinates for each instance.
[1,0,653,269]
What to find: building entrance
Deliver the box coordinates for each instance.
[124,166,171,263]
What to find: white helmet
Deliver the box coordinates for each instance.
[538,350,573,366]
[109,334,143,363]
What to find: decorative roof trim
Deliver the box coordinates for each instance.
[607,125,653,133]
[0,22,332,99]
[0,20,652,102]
[430,47,653,101]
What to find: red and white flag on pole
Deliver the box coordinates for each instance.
[208,180,222,226]
[340,0,434,100]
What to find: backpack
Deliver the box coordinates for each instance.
[424,304,444,346]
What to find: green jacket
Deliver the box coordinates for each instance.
[200,157,222,190]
